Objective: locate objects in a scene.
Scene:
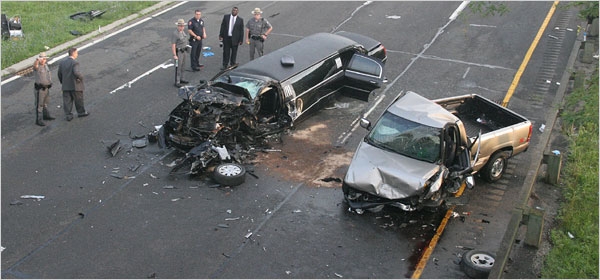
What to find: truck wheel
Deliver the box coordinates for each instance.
[481,152,507,182]
[214,163,246,186]
[461,250,495,278]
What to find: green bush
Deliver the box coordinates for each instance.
[1,1,156,69]
[542,70,599,279]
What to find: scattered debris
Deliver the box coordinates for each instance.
[9,200,23,206]
[244,232,253,238]
[107,140,122,157]
[222,253,231,258]
[110,174,135,179]
[334,272,343,278]
[202,51,214,57]
[225,217,240,221]
[129,164,141,172]
[568,232,574,239]
[69,10,106,21]
[171,197,184,202]
[539,124,545,133]
[162,185,176,189]
[292,209,302,213]
[20,195,44,200]
[217,224,229,228]
[78,212,85,218]
[320,177,342,183]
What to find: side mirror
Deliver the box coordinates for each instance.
[359,118,371,130]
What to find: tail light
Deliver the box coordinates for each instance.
[526,123,533,142]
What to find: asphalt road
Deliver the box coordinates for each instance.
[1,1,577,278]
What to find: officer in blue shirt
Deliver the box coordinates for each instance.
[187,10,206,71]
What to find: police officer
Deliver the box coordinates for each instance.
[246,8,272,60]
[187,9,206,71]
[172,19,189,87]
[33,52,54,126]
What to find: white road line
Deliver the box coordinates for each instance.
[470,24,497,28]
[450,1,470,21]
[109,60,173,94]
[2,2,186,87]
[336,2,472,147]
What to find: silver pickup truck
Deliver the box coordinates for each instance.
[343,91,532,212]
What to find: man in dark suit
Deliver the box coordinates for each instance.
[219,7,244,70]
[58,47,89,121]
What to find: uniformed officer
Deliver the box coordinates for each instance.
[245,8,273,60]
[187,9,206,71]
[33,52,54,126]
[172,19,190,87]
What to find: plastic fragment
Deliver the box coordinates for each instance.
[20,195,45,200]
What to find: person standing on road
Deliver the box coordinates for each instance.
[32,52,55,126]
[187,9,206,71]
[219,7,244,70]
[58,47,89,121]
[246,8,273,60]
[172,19,190,87]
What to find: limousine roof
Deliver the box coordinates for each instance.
[231,32,363,82]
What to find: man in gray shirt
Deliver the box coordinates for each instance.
[245,8,273,60]
[33,52,54,126]
[172,19,190,87]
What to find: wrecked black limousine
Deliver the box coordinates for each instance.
[159,31,386,185]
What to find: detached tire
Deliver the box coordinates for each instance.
[213,163,246,186]
[461,250,495,278]
[481,152,508,182]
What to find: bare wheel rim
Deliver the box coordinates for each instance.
[469,252,495,268]
[218,164,243,177]
[490,158,505,178]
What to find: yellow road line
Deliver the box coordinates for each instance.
[502,1,559,107]
[411,183,467,278]
[412,3,560,278]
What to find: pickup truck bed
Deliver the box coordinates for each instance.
[436,95,526,138]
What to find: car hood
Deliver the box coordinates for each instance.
[344,140,440,200]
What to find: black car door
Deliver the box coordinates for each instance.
[342,53,385,101]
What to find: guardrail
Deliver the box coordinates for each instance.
[488,35,583,278]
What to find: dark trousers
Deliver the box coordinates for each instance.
[62,90,86,117]
[222,36,239,67]
[189,39,203,69]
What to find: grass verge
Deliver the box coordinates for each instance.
[1,1,157,69]
[542,69,599,278]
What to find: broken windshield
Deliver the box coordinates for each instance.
[214,75,265,99]
[366,111,441,163]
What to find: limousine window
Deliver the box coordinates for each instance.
[348,55,382,77]
[214,75,265,99]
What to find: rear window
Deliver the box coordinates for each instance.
[348,55,380,76]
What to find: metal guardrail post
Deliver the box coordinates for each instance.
[489,209,523,278]
[524,207,545,247]
[544,153,562,185]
